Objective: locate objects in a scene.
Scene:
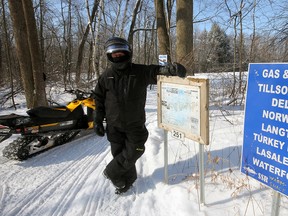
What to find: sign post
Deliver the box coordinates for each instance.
[157,76,209,204]
[271,191,281,216]
[241,63,288,215]
[164,130,168,184]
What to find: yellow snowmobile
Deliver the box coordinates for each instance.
[0,89,95,160]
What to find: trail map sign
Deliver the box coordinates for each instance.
[157,76,209,204]
[241,63,288,196]
[157,76,209,145]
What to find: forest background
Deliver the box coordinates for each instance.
[0,0,287,109]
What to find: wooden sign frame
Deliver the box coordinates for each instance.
[157,76,209,145]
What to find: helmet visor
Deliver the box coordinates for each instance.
[107,51,131,63]
[106,44,130,54]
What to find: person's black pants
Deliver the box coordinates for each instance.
[105,125,148,186]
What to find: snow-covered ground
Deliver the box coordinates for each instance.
[0,76,287,216]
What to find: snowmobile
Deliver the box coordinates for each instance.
[0,89,95,160]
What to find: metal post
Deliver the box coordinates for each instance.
[199,143,205,205]
[164,130,168,184]
[271,191,281,216]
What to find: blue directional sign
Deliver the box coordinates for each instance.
[241,63,288,196]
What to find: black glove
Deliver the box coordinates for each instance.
[174,62,186,78]
[159,62,186,78]
[94,122,105,137]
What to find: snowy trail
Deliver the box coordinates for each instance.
[0,99,165,216]
[0,134,115,216]
[1,87,288,216]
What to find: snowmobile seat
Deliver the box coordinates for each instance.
[0,113,23,120]
[0,114,27,127]
[27,106,72,118]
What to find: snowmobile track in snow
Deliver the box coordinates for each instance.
[0,156,9,164]
[1,134,112,216]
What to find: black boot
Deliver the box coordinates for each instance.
[115,166,137,194]
[103,169,125,190]
[115,184,133,194]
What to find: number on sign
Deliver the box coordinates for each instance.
[171,130,185,141]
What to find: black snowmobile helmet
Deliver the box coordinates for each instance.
[105,37,132,63]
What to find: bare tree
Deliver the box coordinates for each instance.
[127,0,142,45]
[0,39,2,83]
[8,0,34,107]
[1,0,288,106]
[22,0,47,106]
[95,0,105,78]
[58,0,74,87]
[154,0,171,62]
[119,0,130,37]
[225,0,240,99]
[1,0,16,108]
[39,0,45,75]
[248,0,257,63]
[225,0,254,100]
[111,0,123,36]
[8,0,46,108]
[75,0,100,84]
[176,0,193,73]
[238,0,244,96]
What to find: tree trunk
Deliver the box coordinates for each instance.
[8,0,35,108]
[127,0,141,45]
[61,0,72,87]
[176,0,193,64]
[154,0,171,62]
[22,0,47,107]
[249,0,257,63]
[225,0,237,98]
[231,16,237,98]
[95,0,104,78]
[120,0,130,37]
[1,0,16,109]
[66,0,72,84]
[238,0,244,95]
[0,37,2,82]
[39,0,45,76]
[75,0,99,84]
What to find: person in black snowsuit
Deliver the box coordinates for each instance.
[93,37,186,194]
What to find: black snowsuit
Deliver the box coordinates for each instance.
[94,63,173,187]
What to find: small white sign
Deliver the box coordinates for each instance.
[171,129,185,141]
[159,55,168,66]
